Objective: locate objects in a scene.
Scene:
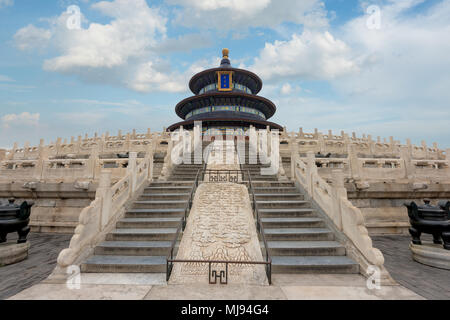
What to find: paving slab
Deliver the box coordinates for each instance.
[144,284,288,300]
[0,232,72,300]
[280,285,423,300]
[8,283,151,300]
[372,234,450,300]
[79,273,166,286]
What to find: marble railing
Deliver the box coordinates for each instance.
[290,155,450,182]
[280,129,447,161]
[54,150,153,272]
[3,131,170,161]
[0,156,154,183]
[291,150,389,281]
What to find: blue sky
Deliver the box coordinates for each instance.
[0,0,449,149]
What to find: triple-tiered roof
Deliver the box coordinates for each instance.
[168,49,282,132]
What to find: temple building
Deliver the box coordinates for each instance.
[168,49,283,135]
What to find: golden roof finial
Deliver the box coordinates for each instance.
[222,48,229,59]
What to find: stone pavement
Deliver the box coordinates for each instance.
[0,232,72,300]
[5,232,448,300]
[372,234,450,300]
[8,273,422,300]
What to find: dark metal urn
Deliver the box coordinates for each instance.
[404,200,450,250]
[0,198,34,244]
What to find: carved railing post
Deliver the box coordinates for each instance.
[99,134,105,154]
[56,137,62,156]
[421,140,428,159]
[128,152,137,194]
[249,125,257,165]
[166,134,174,169]
[97,170,112,229]
[318,132,325,154]
[193,123,202,165]
[331,170,345,230]
[290,136,299,181]
[368,135,375,154]
[147,141,155,181]
[306,151,316,195]
[348,144,361,180]
[125,133,131,151]
[35,139,48,180]
[299,127,304,139]
[87,144,99,180]
[9,142,18,160]
[400,146,414,179]
[23,141,30,159]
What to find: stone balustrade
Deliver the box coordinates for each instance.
[280,128,446,160]
[54,149,154,274]
[291,150,391,282]
[0,129,170,161]
[0,127,448,184]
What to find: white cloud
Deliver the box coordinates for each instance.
[0,75,14,82]
[43,0,167,71]
[280,83,302,95]
[13,0,209,93]
[177,0,271,12]
[1,112,40,129]
[264,0,450,147]
[333,0,450,104]
[250,30,358,81]
[57,111,106,125]
[168,0,328,30]
[0,0,13,9]
[14,25,52,50]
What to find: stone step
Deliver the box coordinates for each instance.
[170,173,200,178]
[149,181,194,187]
[106,228,178,241]
[94,241,177,256]
[258,208,316,218]
[255,193,304,200]
[172,165,203,170]
[264,228,334,241]
[139,193,190,201]
[167,177,197,181]
[262,241,345,256]
[132,200,187,209]
[144,186,192,193]
[253,187,299,194]
[117,217,182,228]
[271,256,359,274]
[125,208,185,218]
[247,176,279,181]
[261,217,325,228]
[170,172,200,177]
[250,181,296,187]
[256,200,311,209]
[81,255,166,273]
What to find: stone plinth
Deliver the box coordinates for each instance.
[410,242,450,270]
[0,242,30,266]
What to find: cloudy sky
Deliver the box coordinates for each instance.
[0,0,449,148]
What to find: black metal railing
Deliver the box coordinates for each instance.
[166,168,272,284]
[246,169,272,284]
[203,169,242,183]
